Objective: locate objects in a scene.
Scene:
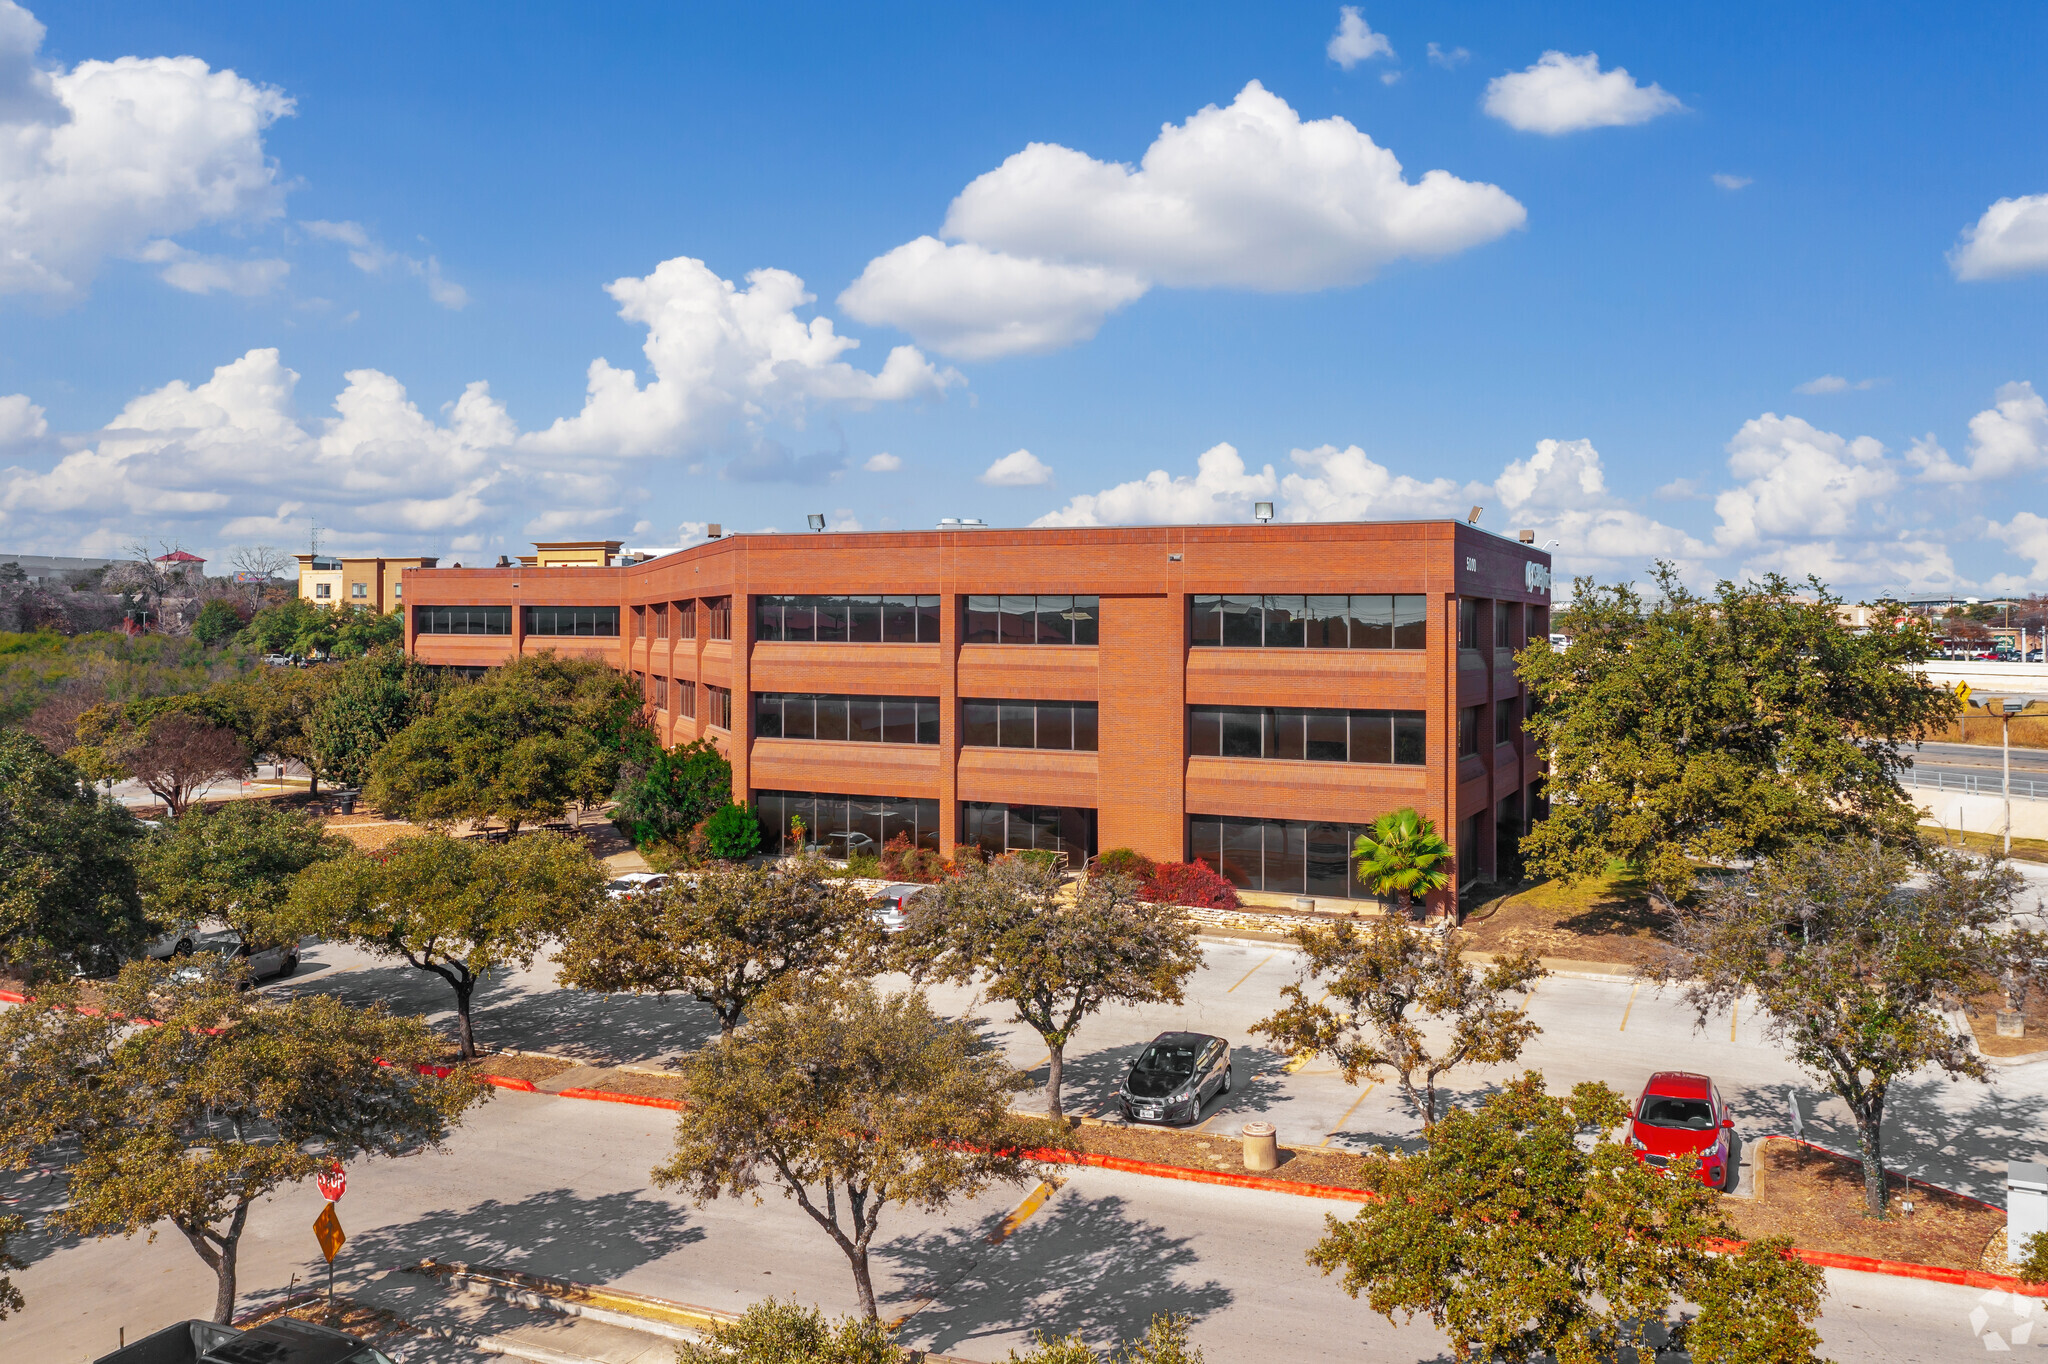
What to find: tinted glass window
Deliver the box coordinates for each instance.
[1073,702,1098,752]
[782,693,815,740]
[965,595,1000,643]
[882,595,919,643]
[1393,594,1428,649]
[1071,596,1100,646]
[1270,709,1304,760]
[1190,595,1222,646]
[1037,702,1073,750]
[916,698,941,745]
[917,595,942,642]
[881,697,916,744]
[815,694,849,742]
[1000,595,1037,645]
[848,695,882,743]
[847,596,882,643]
[755,694,784,738]
[753,694,939,744]
[1219,708,1263,757]
[1036,594,1074,645]
[1350,711,1392,764]
[814,597,848,644]
[1305,595,1348,649]
[1220,595,1263,647]
[1189,707,1221,755]
[1264,594,1306,648]
[998,701,1036,748]
[522,606,619,636]
[757,790,941,855]
[1195,706,1422,765]
[1304,709,1348,762]
[1350,595,1392,649]
[1393,712,1426,764]
[963,700,999,747]
[415,605,511,635]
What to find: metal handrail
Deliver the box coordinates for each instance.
[1903,766,2048,801]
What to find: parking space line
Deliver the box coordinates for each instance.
[1618,981,1640,1032]
[1225,953,1275,994]
[886,1177,1063,1331]
[1317,1083,1377,1147]
[1730,995,1740,1042]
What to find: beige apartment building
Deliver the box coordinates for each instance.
[296,554,438,613]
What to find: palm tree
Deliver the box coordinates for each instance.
[1353,807,1455,920]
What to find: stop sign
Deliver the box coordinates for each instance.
[316,1164,346,1202]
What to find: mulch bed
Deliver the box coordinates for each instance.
[1718,1137,2001,1270]
[538,1062,690,1101]
[1064,1120,1375,1192]
[1964,987,2048,1058]
[241,1294,426,1347]
[472,1053,579,1085]
[1454,872,1673,970]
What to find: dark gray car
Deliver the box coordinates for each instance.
[1118,1031,1232,1126]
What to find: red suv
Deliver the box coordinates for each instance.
[1629,1071,1739,1191]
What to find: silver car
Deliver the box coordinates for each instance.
[173,932,300,986]
[1118,1031,1233,1126]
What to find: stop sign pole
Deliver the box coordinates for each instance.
[314,1164,346,1309]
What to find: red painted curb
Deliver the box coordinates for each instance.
[0,989,25,1004]
[482,1074,538,1092]
[556,1086,685,1111]
[1025,1147,1376,1203]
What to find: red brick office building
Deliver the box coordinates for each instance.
[400,522,1550,908]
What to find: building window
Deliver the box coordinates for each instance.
[757,594,942,643]
[653,603,668,639]
[352,582,367,599]
[756,791,941,857]
[522,605,620,637]
[754,693,940,745]
[655,675,669,711]
[961,803,1096,863]
[1189,815,1393,901]
[961,699,1098,751]
[963,595,1100,646]
[633,606,646,639]
[1188,706,1425,765]
[677,600,697,639]
[1530,605,1549,642]
[1495,601,1516,650]
[676,679,697,718]
[1190,594,1425,649]
[414,605,512,635]
[707,597,732,640]
[1458,598,1480,651]
[393,582,402,600]
[1459,705,1482,757]
[316,583,332,599]
[707,684,732,730]
[1495,698,1519,747]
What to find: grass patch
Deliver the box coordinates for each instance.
[1920,825,2048,865]
[1456,864,1674,969]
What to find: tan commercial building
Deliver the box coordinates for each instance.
[519,540,626,568]
[296,554,438,613]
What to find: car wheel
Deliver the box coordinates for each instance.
[1220,1065,1232,1095]
[278,953,299,978]
[1722,1135,1741,1192]
[175,938,193,957]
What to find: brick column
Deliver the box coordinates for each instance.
[729,594,751,807]
[938,592,961,856]
[1436,591,1459,915]
[1096,591,1184,862]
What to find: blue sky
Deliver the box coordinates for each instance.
[1,2,2044,596]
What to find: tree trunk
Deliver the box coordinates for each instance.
[211,1234,239,1324]
[1396,887,1413,921]
[1853,1095,1889,1219]
[1046,1042,1066,1123]
[846,1243,878,1322]
[452,975,478,1060]
[309,765,319,797]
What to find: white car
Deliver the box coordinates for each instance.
[173,932,300,986]
[869,882,926,933]
[605,872,670,901]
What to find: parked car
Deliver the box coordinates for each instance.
[868,883,926,933]
[1117,1031,1233,1126]
[1628,1070,1739,1190]
[145,923,201,960]
[173,932,300,986]
[96,1314,396,1364]
[605,872,670,900]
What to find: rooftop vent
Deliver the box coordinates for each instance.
[937,517,987,530]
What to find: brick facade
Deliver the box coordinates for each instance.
[401,522,1550,907]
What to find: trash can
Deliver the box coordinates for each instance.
[1243,1121,1278,1172]
[337,792,356,815]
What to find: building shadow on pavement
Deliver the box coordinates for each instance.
[336,1186,703,1287]
[877,1188,1230,1357]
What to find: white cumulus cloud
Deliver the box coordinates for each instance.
[839,237,1147,360]
[1794,374,1882,395]
[1907,381,2048,483]
[1034,443,1278,527]
[1949,193,2048,280]
[1712,173,1753,191]
[1483,51,1683,135]
[844,81,1524,359]
[979,449,1054,487]
[1713,413,1895,551]
[135,239,289,296]
[1327,8,1394,70]
[1988,512,2048,579]
[302,219,469,309]
[0,392,47,446]
[0,0,294,300]
[524,256,959,459]
[863,452,902,473]
[1427,43,1469,70]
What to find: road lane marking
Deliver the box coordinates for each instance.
[1226,953,1275,993]
[1730,995,1740,1042]
[1283,1051,1318,1074]
[1618,982,1640,1032]
[1317,1084,1378,1147]
[886,1177,1063,1330]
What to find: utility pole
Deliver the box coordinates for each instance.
[1998,697,2024,855]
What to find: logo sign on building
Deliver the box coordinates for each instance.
[1524,560,1552,595]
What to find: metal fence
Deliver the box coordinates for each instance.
[1903,766,2048,801]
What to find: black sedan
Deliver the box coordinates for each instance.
[1117,1031,1232,1126]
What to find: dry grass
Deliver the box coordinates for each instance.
[539,1062,689,1101]
[1963,987,2048,1058]
[1930,707,2048,749]
[1455,868,1672,969]
[1069,1119,1375,1190]
[473,1053,579,1084]
[240,1294,425,1346]
[1718,1137,2001,1270]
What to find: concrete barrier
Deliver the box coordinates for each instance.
[1916,789,2048,841]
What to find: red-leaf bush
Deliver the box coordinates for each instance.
[1142,858,1241,909]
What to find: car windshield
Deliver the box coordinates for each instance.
[194,936,242,957]
[1639,1095,1716,1130]
[1133,1041,1199,1081]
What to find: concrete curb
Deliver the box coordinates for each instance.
[553,1085,684,1110]
[1028,1146,1373,1203]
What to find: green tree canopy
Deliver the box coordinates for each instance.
[677,1298,905,1364]
[1650,841,2014,1218]
[0,1213,20,1321]
[239,598,401,660]
[557,856,877,1043]
[0,727,149,978]
[703,801,762,860]
[1350,807,1454,918]
[367,652,652,833]
[899,860,1202,1122]
[217,663,339,792]
[191,598,244,647]
[611,738,733,849]
[307,645,442,789]
[1308,1073,1828,1364]
[0,960,485,1323]
[1253,917,1542,1129]
[139,800,348,944]
[655,982,1055,1321]
[1519,565,1956,905]
[288,830,608,1057]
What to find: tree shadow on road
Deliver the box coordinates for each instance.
[876,1187,1230,1357]
[335,1186,702,1287]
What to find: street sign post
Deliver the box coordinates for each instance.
[314,1187,346,1308]
[317,1165,346,1202]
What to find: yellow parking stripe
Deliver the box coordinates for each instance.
[886,1178,1062,1329]
[1317,1084,1377,1147]
[1618,982,1639,1032]
[1225,953,1275,994]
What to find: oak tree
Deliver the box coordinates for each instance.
[1308,1073,1828,1364]
[655,982,1055,1321]
[899,860,1202,1122]
[220,663,339,793]
[140,800,347,946]
[1650,841,2014,1218]
[0,727,150,978]
[0,1214,21,1321]
[288,831,608,1057]
[308,645,441,790]
[557,856,877,1044]
[1519,566,1956,908]
[1254,916,1543,1128]
[0,960,484,1323]
[611,738,733,850]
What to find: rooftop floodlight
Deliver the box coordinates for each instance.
[1468,505,1484,525]
[1254,502,1274,523]
[806,513,826,532]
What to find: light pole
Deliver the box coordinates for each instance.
[1999,697,2025,855]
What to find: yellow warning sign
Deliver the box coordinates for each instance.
[1956,681,1973,709]
[313,1202,345,1264]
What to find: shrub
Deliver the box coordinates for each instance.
[191,599,245,647]
[703,802,763,861]
[844,850,883,879]
[1013,848,1064,874]
[676,1296,903,1363]
[1091,847,1157,882]
[1142,859,1239,910]
[879,831,950,884]
[612,739,732,850]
